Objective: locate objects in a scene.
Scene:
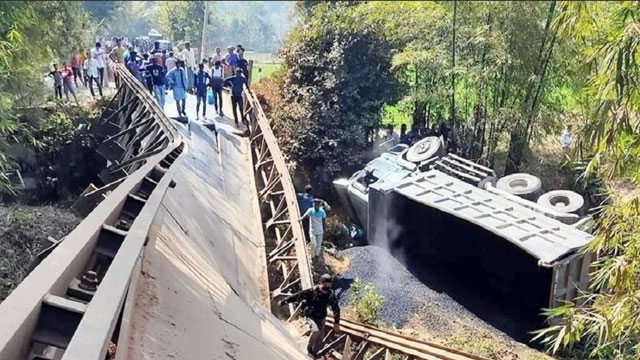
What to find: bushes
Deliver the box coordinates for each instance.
[348,278,385,324]
[324,215,352,249]
[268,2,399,181]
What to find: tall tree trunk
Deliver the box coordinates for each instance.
[526,30,558,143]
[450,0,457,124]
[505,0,557,175]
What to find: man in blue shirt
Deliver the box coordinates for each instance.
[297,184,314,215]
[297,184,314,237]
[300,199,327,261]
[166,60,187,116]
[225,45,239,74]
[126,51,143,83]
[223,69,249,126]
[147,57,166,109]
[193,63,211,119]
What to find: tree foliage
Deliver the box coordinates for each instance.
[155,1,286,53]
[260,1,580,182]
[100,2,155,41]
[269,2,398,180]
[532,2,640,359]
[0,2,93,193]
[156,1,206,47]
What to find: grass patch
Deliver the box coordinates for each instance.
[246,51,282,82]
[252,63,281,82]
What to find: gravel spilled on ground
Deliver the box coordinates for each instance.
[335,245,507,335]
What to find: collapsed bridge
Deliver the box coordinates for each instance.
[0,65,486,360]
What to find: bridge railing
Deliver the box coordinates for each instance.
[243,88,314,316]
[0,64,184,360]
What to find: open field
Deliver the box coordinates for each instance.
[247,51,282,81]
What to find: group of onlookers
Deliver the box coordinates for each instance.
[48,37,129,103]
[123,41,251,125]
[48,37,254,127]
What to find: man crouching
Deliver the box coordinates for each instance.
[279,274,340,358]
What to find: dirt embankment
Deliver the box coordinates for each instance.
[0,205,80,302]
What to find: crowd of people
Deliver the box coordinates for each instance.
[123,41,251,125]
[48,38,254,127]
[48,37,130,103]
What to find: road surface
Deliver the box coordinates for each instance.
[124,90,308,359]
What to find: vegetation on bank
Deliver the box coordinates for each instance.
[0,1,639,358]
[0,2,94,194]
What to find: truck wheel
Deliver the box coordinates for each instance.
[404,136,444,163]
[496,173,542,200]
[537,190,585,215]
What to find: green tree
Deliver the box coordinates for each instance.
[156,1,206,46]
[0,2,93,193]
[271,2,399,180]
[101,1,155,41]
[534,2,640,359]
[360,1,572,165]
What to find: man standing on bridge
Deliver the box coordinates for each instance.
[148,57,166,109]
[166,60,187,117]
[180,42,196,90]
[194,63,211,119]
[210,61,224,116]
[224,69,249,127]
[278,274,340,358]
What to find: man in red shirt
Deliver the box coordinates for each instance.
[61,62,78,105]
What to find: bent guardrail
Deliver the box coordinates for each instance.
[0,64,184,360]
[243,88,314,318]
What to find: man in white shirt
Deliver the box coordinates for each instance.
[90,42,106,87]
[210,60,225,115]
[165,52,177,72]
[383,124,400,149]
[299,199,329,261]
[180,42,196,89]
[84,52,102,98]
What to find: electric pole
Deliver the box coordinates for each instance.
[200,1,210,63]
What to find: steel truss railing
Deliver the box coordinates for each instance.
[242,89,488,360]
[72,65,179,216]
[0,65,183,360]
[243,89,314,317]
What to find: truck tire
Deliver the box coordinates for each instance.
[404,136,445,163]
[537,190,585,215]
[496,173,542,200]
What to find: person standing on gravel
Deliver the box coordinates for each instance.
[278,274,340,359]
[300,199,327,261]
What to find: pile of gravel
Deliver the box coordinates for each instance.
[335,245,497,334]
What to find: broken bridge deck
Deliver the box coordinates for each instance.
[122,93,308,359]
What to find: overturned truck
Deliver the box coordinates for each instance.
[339,137,592,322]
